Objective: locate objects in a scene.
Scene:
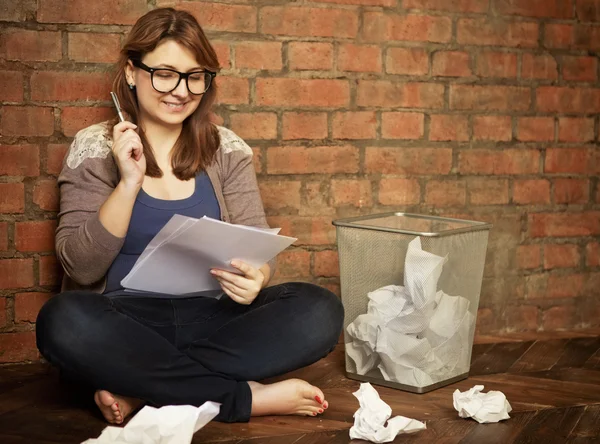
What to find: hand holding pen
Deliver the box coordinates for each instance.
[110,92,146,191]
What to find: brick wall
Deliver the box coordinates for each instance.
[1,0,599,363]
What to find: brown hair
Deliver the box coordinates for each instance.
[112,8,221,180]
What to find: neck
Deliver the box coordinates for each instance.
[139,116,183,163]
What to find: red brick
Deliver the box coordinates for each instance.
[432,51,472,77]
[15,220,57,253]
[451,85,530,111]
[212,41,230,69]
[0,332,38,363]
[0,0,36,21]
[260,6,358,38]
[537,87,600,113]
[0,71,24,102]
[357,81,444,109]
[548,274,585,298]
[31,71,112,102]
[529,212,600,237]
[425,180,466,207]
[33,179,59,212]
[553,178,589,204]
[15,292,53,323]
[475,307,494,335]
[288,42,333,71]
[404,0,489,12]
[259,181,302,211]
[302,181,335,217]
[587,242,600,267]
[39,0,147,24]
[61,107,114,137]
[387,47,429,75]
[0,107,54,137]
[309,0,395,5]
[0,259,34,289]
[562,56,597,81]
[495,0,574,18]
[0,222,7,251]
[459,149,539,175]
[0,183,24,213]
[558,118,595,142]
[252,147,262,174]
[331,179,372,208]
[517,117,555,142]
[576,0,600,21]
[235,42,282,70]
[505,305,539,330]
[382,112,424,139]
[366,147,453,174]
[332,112,377,139]
[457,18,538,47]
[521,54,558,80]
[275,249,311,278]
[543,306,576,330]
[338,44,381,73]
[313,250,339,278]
[68,32,120,63]
[216,77,249,105]
[513,179,551,204]
[472,116,512,141]
[430,115,469,141]
[363,12,452,43]
[0,29,61,61]
[469,178,509,205]
[0,145,40,176]
[378,178,421,205]
[230,113,277,140]
[46,144,69,175]
[282,113,328,140]
[267,146,359,174]
[544,244,580,269]
[257,78,349,107]
[572,25,600,51]
[0,297,5,328]
[476,52,518,77]
[544,24,574,48]
[39,255,62,286]
[545,148,587,174]
[517,244,541,269]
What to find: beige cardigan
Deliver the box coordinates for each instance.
[56,121,275,294]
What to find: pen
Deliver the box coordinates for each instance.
[110,91,126,122]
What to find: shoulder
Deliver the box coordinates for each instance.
[66,121,113,169]
[215,125,253,157]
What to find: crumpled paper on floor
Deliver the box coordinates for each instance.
[453,385,512,424]
[345,236,474,386]
[349,383,426,443]
[82,402,220,444]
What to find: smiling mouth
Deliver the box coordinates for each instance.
[163,101,188,109]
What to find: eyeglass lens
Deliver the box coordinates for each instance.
[152,70,211,94]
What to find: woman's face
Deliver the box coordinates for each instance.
[126,39,205,128]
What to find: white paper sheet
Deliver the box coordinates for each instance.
[349,383,426,443]
[82,402,220,444]
[453,385,512,424]
[345,236,475,386]
[121,216,296,295]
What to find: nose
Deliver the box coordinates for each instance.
[171,78,189,98]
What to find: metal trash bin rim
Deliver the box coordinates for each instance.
[332,212,493,237]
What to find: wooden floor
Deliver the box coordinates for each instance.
[1,330,600,443]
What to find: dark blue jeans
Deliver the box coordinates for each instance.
[35,282,344,423]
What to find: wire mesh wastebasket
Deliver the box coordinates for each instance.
[333,212,492,394]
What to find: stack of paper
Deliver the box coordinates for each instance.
[121,215,296,296]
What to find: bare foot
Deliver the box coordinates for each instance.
[248,378,329,417]
[94,390,144,424]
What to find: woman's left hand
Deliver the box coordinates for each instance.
[210,260,265,305]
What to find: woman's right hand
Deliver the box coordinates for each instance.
[112,121,146,191]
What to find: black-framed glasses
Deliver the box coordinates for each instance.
[132,59,216,95]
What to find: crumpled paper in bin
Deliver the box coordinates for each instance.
[453,385,512,423]
[81,402,220,444]
[345,237,474,386]
[349,382,426,443]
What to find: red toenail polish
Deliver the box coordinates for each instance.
[315,396,322,403]
[313,412,317,416]
[319,409,323,413]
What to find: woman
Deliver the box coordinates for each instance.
[36,8,343,424]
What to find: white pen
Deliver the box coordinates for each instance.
[110,91,126,122]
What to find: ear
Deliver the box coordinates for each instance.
[125,60,135,85]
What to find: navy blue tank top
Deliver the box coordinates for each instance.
[104,172,220,294]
